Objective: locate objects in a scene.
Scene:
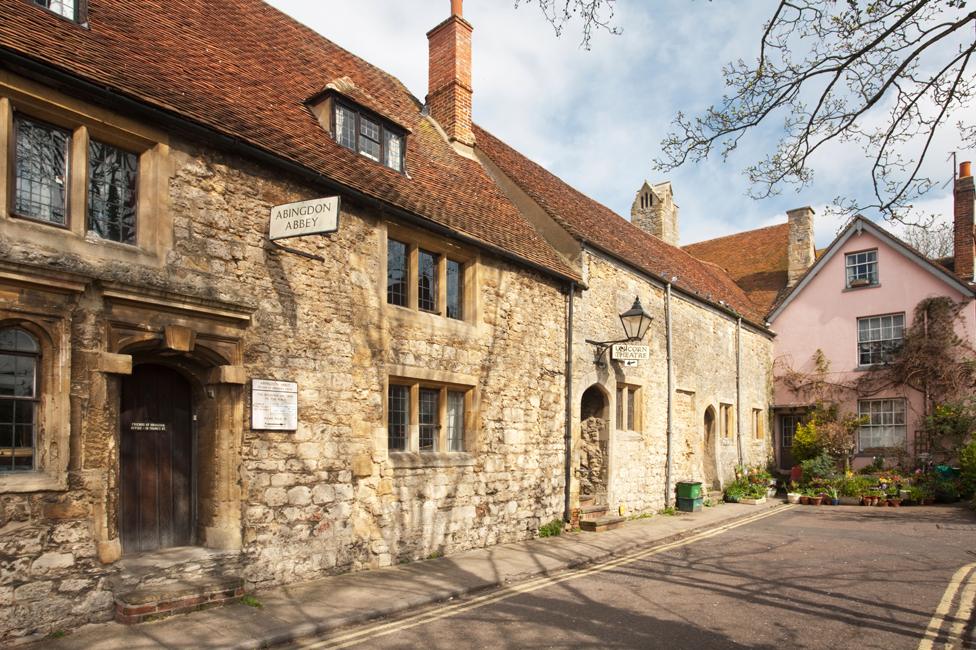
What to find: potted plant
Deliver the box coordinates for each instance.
[809,492,824,506]
[786,481,801,504]
[826,486,840,506]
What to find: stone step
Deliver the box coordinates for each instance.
[579,515,626,533]
[580,504,608,519]
[114,575,243,625]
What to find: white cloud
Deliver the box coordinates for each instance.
[264,0,971,250]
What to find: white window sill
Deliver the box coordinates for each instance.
[844,283,881,292]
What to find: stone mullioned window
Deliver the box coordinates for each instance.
[384,224,472,322]
[387,380,470,453]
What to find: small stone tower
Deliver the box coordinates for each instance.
[631,181,679,247]
[786,206,816,286]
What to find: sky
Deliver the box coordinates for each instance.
[264,0,969,248]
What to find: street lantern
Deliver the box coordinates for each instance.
[584,296,654,367]
[619,297,652,342]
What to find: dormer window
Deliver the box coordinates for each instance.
[334,102,405,173]
[33,0,78,21]
[845,250,878,288]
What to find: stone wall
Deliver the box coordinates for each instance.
[570,251,773,515]
[0,127,568,640]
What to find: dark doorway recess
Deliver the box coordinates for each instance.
[120,364,194,554]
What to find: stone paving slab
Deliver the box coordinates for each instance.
[27,501,784,650]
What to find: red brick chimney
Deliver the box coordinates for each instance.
[955,161,974,281]
[427,0,475,146]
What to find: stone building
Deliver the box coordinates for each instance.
[0,0,773,640]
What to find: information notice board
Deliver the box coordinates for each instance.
[251,379,298,431]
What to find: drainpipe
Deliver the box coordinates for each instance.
[736,317,744,468]
[564,281,575,523]
[665,283,674,508]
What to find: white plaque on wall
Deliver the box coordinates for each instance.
[251,379,298,431]
[611,344,650,361]
[269,197,340,241]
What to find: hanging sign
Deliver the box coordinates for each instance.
[251,379,298,431]
[611,344,650,361]
[269,196,340,241]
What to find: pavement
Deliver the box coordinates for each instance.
[26,499,785,649]
[295,504,976,650]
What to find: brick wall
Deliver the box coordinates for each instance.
[427,15,475,146]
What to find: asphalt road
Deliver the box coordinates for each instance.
[299,505,976,650]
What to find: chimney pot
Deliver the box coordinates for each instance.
[451,0,463,17]
[961,160,972,179]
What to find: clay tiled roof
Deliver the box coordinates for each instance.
[0,0,578,281]
[683,224,790,314]
[474,127,766,324]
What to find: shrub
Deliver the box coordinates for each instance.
[792,419,823,463]
[960,440,976,498]
[839,475,874,497]
[538,519,564,538]
[799,452,838,486]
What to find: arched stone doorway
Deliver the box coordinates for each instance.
[703,406,718,490]
[579,385,609,504]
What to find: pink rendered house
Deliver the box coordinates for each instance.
[688,162,976,471]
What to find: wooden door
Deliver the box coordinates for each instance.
[120,364,193,554]
[779,414,800,471]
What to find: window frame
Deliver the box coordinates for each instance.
[32,0,86,23]
[86,137,140,246]
[856,312,905,367]
[2,93,164,259]
[752,408,765,441]
[384,224,473,323]
[857,398,907,452]
[845,249,879,289]
[615,384,642,432]
[720,403,735,439]
[0,315,70,494]
[0,328,40,472]
[386,375,474,455]
[332,99,406,174]
[11,112,72,229]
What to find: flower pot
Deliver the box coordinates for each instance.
[888,498,901,507]
[810,496,824,506]
[787,493,800,504]
[799,496,810,505]
[831,498,840,506]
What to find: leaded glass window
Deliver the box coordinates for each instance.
[388,384,408,451]
[0,329,39,472]
[387,239,408,306]
[419,388,439,451]
[14,115,69,225]
[358,117,381,162]
[33,0,76,20]
[447,391,464,452]
[88,140,138,244]
[385,131,403,172]
[846,250,879,287]
[858,399,906,450]
[335,105,357,150]
[333,102,405,172]
[446,259,463,320]
[857,313,904,366]
[418,250,439,312]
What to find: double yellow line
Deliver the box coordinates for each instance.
[919,561,976,649]
[298,505,793,650]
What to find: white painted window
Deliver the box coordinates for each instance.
[858,399,906,450]
[845,250,878,288]
[34,0,76,20]
[857,313,904,366]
